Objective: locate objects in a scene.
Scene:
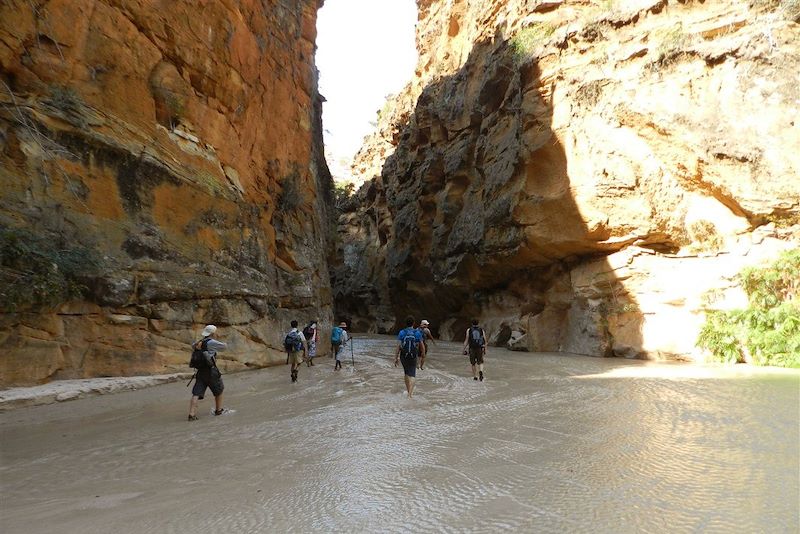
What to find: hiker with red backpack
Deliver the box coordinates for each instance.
[187,324,228,421]
[463,319,486,381]
[394,316,424,398]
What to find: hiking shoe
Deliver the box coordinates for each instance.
[188,415,198,421]
[213,408,228,416]
[474,376,478,381]
[479,371,484,381]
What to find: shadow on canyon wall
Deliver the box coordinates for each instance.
[334,32,644,358]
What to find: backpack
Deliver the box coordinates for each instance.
[302,323,315,340]
[399,328,419,358]
[331,326,343,344]
[284,331,304,352]
[468,326,485,349]
[189,339,210,369]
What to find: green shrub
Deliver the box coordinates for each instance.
[334,181,355,210]
[509,23,556,64]
[697,249,800,367]
[655,24,691,66]
[688,219,724,253]
[0,227,99,311]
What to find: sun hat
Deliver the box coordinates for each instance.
[201,324,217,337]
[420,320,430,326]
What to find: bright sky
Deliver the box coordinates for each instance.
[316,0,418,181]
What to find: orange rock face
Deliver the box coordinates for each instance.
[335,0,800,360]
[0,0,334,386]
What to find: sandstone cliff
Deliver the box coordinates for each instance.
[335,0,800,360]
[0,0,333,386]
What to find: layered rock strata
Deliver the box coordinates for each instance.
[335,0,800,360]
[0,0,333,386]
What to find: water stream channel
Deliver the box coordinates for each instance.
[1,336,798,533]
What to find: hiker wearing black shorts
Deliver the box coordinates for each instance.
[463,319,486,381]
[188,324,228,421]
[395,316,423,398]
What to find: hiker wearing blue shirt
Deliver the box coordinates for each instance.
[332,321,349,371]
[394,316,424,398]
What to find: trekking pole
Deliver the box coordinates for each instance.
[186,371,196,387]
[350,335,355,369]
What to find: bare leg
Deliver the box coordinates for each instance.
[189,395,199,417]
[404,375,415,398]
[472,363,478,379]
[214,394,223,412]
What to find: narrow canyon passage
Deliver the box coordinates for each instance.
[1,338,798,533]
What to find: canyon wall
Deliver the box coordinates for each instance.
[0,0,333,386]
[334,0,800,360]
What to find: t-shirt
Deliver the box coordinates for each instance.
[397,327,423,343]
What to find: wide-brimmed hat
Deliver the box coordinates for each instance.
[201,324,217,337]
[420,320,430,326]
[339,321,347,327]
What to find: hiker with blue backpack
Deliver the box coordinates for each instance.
[394,316,424,398]
[331,321,349,371]
[463,319,487,381]
[284,320,307,383]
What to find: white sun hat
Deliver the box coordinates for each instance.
[201,324,217,337]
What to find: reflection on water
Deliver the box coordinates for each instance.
[1,335,798,533]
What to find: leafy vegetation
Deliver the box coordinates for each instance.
[509,23,556,64]
[654,24,691,66]
[687,220,724,254]
[697,249,800,367]
[334,181,355,210]
[0,227,99,311]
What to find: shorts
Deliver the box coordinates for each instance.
[192,369,224,399]
[469,347,484,366]
[400,355,417,377]
[288,350,304,366]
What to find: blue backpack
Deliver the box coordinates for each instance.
[284,331,303,352]
[399,328,418,358]
[331,326,343,344]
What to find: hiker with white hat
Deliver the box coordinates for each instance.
[418,319,436,370]
[188,324,228,421]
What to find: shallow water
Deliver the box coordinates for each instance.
[1,336,798,533]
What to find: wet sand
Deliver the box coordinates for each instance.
[1,335,798,533]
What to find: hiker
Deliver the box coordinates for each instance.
[332,321,349,371]
[418,319,436,370]
[394,316,423,398]
[463,319,486,381]
[284,320,307,382]
[188,324,228,421]
[303,320,319,367]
